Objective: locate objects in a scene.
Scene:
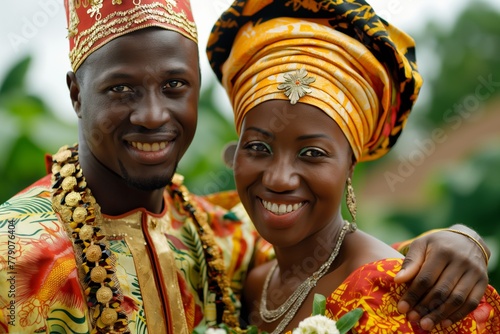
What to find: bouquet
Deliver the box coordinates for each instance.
[193,294,363,334]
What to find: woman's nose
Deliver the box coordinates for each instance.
[262,155,300,193]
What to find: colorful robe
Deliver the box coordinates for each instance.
[323,259,499,333]
[0,174,259,333]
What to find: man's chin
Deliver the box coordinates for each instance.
[125,176,171,191]
[118,160,177,191]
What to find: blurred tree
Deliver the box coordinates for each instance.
[177,82,238,195]
[377,1,500,287]
[414,1,500,128]
[0,56,77,202]
[384,144,500,287]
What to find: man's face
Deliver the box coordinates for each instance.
[70,28,200,191]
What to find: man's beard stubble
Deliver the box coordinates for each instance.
[118,160,176,191]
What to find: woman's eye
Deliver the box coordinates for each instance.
[110,85,132,93]
[300,148,326,157]
[163,80,185,89]
[245,142,271,153]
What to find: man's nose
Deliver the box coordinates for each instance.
[130,90,171,129]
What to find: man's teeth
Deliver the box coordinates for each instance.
[262,199,304,215]
[131,141,168,152]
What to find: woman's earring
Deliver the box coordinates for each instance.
[346,177,357,231]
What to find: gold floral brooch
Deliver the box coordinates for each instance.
[277,68,316,104]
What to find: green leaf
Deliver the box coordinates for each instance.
[312,293,326,316]
[3,94,46,120]
[246,326,260,334]
[0,56,32,95]
[336,308,363,334]
[218,323,231,332]
[191,325,208,334]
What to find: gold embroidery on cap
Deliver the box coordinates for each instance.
[87,0,103,20]
[70,2,197,71]
[68,0,81,38]
[277,68,316,104]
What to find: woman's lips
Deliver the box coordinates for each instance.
[261,199,305,215]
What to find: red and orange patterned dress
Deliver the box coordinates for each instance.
[323,259,500,333]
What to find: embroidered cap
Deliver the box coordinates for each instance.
[64,0,198,72]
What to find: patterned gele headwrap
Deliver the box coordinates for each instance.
[65,0,197,72]
[207,0,423,162]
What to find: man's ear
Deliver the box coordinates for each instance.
[66,71,82,118]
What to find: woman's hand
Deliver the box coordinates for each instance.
[394,224,490,331]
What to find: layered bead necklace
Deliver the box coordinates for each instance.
[51,144,239,333]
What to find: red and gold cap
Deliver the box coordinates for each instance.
[65,0,198,72]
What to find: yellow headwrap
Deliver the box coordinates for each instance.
[207,0,423,162]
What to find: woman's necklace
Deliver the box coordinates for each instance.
[259,220,355,334]
[51,144,240,333]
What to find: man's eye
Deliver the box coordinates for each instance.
[111,85,132,93]
[163,80,185,89]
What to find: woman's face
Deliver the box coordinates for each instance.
[234,100,355,247]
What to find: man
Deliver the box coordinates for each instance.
[1,1,252,333]
[0,0,491,333]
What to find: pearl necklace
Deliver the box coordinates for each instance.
[259,221,354,334]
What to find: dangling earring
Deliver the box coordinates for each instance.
[346,177,357,232]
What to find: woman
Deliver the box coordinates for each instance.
[206,0,500,333]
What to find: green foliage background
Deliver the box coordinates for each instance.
[378,2,500,286]
[1,2,499,288]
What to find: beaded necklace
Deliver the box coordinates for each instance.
[51,144,239,333]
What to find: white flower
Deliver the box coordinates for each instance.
[205,328,227,334]
[292,314,340,334]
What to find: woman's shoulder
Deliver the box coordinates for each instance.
[341,229,403,272]
[341,258,405,290]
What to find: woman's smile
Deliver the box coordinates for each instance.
[260,199,305,215]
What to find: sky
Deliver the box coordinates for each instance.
[1,0,498,123]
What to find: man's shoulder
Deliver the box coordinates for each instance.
[0,174,54,222]
[5,174,52,199]
[198,190,241,212]
[168,174,243,222]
